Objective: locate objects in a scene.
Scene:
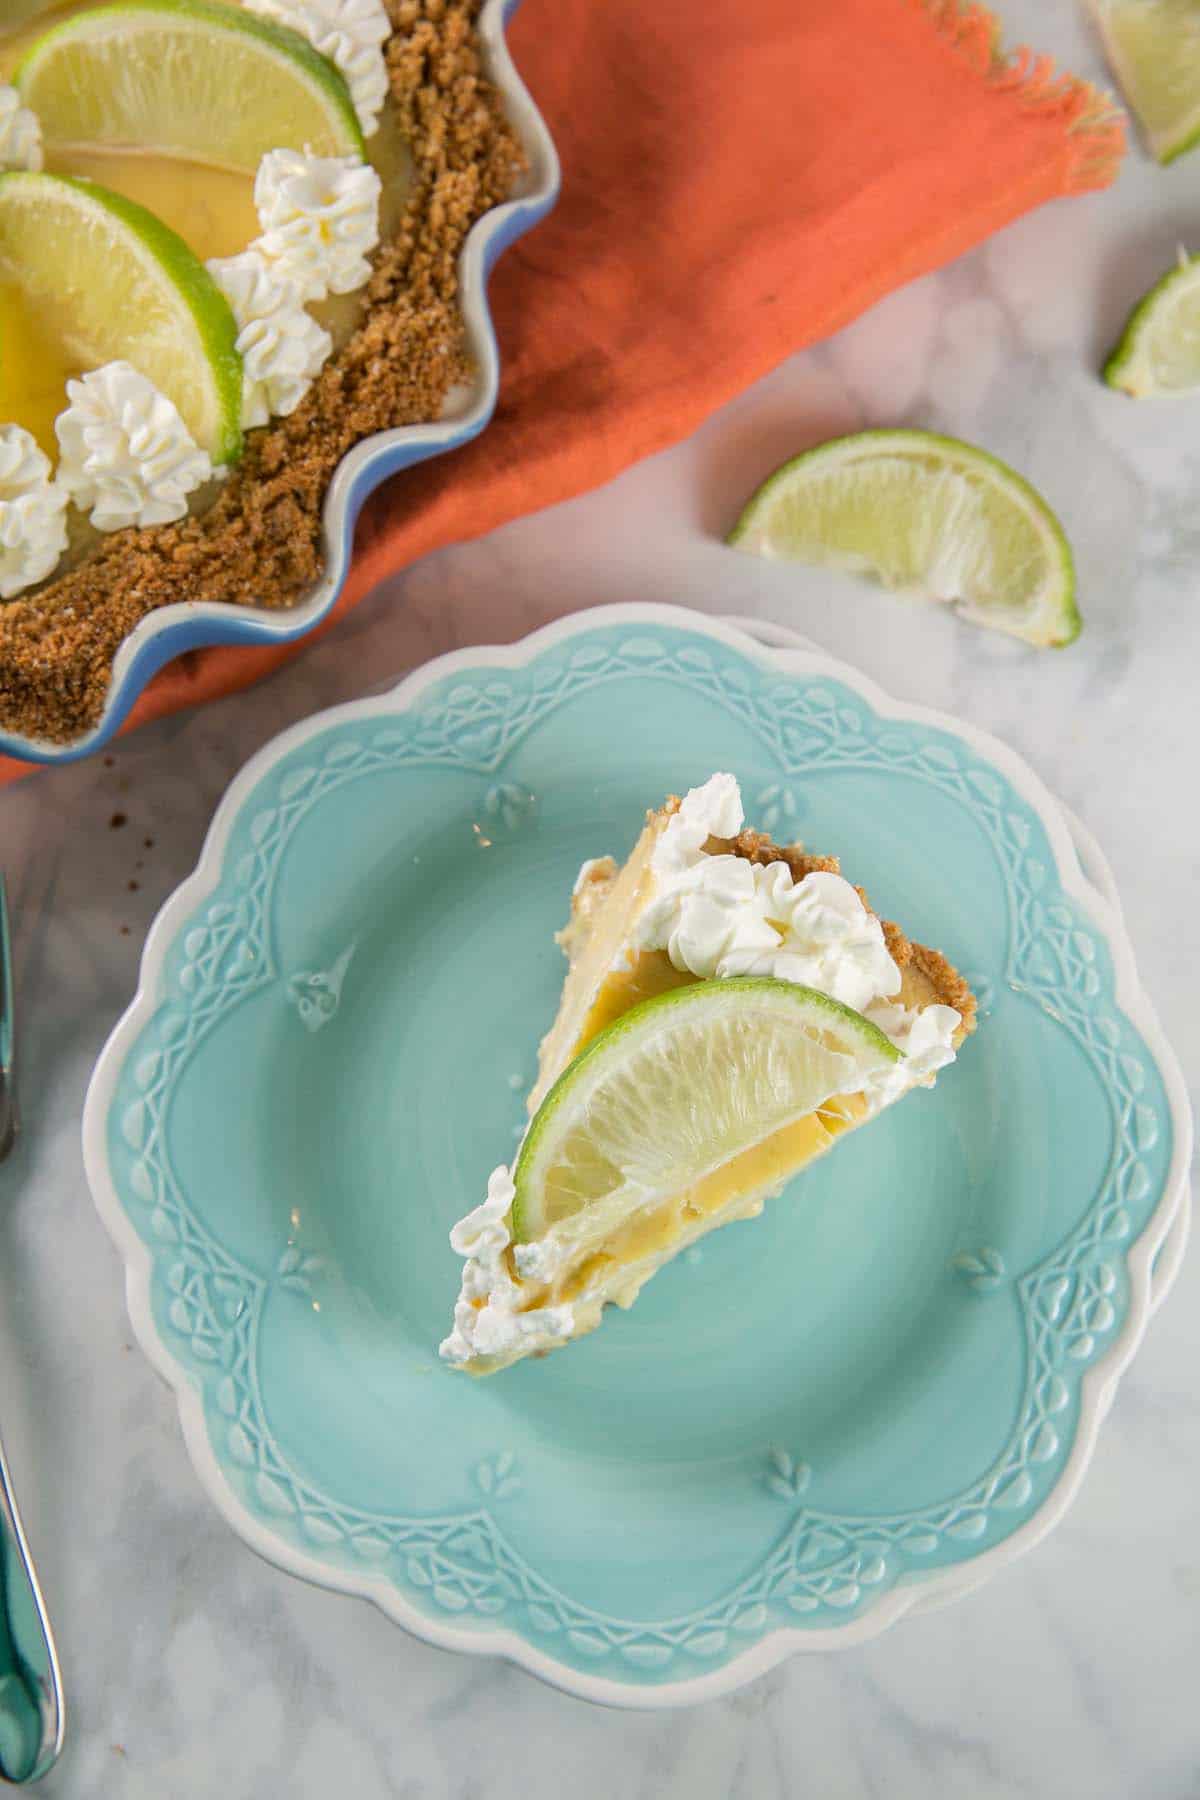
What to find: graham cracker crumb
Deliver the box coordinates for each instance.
[717,827,842,883]
[0,0,525,745]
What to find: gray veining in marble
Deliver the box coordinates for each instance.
[1,1,1198,1793]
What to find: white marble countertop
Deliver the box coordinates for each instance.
[2,3,1198,1793]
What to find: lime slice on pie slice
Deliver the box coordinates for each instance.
[0,171,243,463]
[512,979,898,1251]
[1087,0,1200,164]
[441,776,976,1375]
[16,0,365,171]
[728,429,1079,648]
[1105,253,1200,395]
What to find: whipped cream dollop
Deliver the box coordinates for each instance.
[0,427,68,600]
[243,0,390,135]
[439,1167,575,1368]
[0,87,43,172]
[639,858,904,1012]
[637,774,900,1011]
[207,251,332,428]
[860,998,961,1108]
[641,774,961,1102]
[253,148,382,301]
[55,363,214,533]
[654,768,744,873]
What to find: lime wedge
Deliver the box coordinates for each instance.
[511,977,897,1244]
[728,429,1080,648]
[1105,252,1200,395]
[1088,0,1200,163]
[0,171,242,463]
[16,0,364,173]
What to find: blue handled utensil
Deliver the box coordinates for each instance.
[0,878,64,1784]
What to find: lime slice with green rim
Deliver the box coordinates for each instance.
[728,428,1080,648]
[17,0,364,173]
[1088,0,1200,164]
[0,171,243,463]
[1105,253,1200,395]
[511,977,898,1244]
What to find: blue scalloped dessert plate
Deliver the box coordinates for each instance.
[83,606,1192,1706]
[1,0,559,767]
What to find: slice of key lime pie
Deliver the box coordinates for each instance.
[441,774,976,1375]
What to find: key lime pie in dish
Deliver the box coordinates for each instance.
[0,0,523,743]
[442,773,977,1375]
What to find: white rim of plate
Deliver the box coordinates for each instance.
[4,0,561,765]
[82,602,1194,1710]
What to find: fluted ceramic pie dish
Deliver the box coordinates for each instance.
[0,0,559,767]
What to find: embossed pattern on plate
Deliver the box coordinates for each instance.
[83,606,1192,1707]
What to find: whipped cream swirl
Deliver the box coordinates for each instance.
[207,251,332,428]
[859,998,962,1108]
[639,858,906,1013]
[55,363,214,533]
[439,1166,574,1368]
[638,775,901,1012]
[0,87,42,172]
[0,427,68,600]
[641,774,961,1098]
[654,768,744,873]
[243,0,390,135]
[253,148,382,302]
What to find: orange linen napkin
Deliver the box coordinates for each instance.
[1,0,1124,782]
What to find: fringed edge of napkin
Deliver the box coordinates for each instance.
[913,0,1127,191]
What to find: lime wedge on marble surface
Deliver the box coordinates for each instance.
[17,0,364,171]
[511,977,897,1244]
[0,171,243,463]
[1106,252,1200,394]
[1088,0,1200,163]
[728,428,1080,648]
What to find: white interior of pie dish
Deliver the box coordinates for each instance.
[0,0,560,767]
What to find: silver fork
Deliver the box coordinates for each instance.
[0,878,64,1784]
